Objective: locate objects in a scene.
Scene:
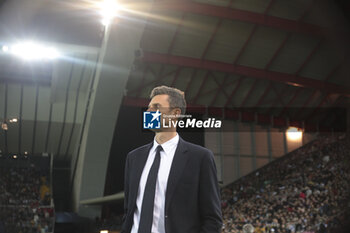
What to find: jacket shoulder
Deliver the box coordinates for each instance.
[127,143,152,158]
[181,139,213,158]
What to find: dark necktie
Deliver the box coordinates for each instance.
[138,145,163,233]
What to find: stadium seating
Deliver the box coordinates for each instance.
[221,135,350,233]
[0,157,55,233]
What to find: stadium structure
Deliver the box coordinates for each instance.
[0,0,349,232]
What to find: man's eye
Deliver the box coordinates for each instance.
[148,106,158,111]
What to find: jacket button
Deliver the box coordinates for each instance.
[165,215,168,218]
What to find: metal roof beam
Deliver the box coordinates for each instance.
[210,74,231,106]
[225,76,245,107]
[142,52,350,96]
[154,1,324,36]
[191,71,211,104]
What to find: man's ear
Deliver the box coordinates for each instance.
[173,108,181,116]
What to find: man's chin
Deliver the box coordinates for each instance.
[149,128,161,133]
[148,127,174,133]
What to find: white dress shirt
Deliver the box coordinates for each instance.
[131,134,179,233]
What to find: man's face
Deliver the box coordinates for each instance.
[147,94,171,112]
[147,94,180,131]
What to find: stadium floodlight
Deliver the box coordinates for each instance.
[98,0,120,26]
[2,45,9,52]
[100,231,109,233]
[1,122,8,131]
[9,118,18,123]
[286,126,303,141]
[10,42,59,60]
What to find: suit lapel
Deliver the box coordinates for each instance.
[165,137,189,213]
[130,142,153,205]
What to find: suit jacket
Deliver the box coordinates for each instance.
[121,137,222,233]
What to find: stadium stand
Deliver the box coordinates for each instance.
[221,135,350,233]
[0,156,55,233]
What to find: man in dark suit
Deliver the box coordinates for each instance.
[121,86,222,233]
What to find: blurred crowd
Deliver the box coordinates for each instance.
[0,165,50,206]
[0,206,53,233]
[0,163,54,233]
[221,134,350,233]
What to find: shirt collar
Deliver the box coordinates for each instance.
[152,133,179,156]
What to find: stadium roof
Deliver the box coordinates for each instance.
[0,0,349,159]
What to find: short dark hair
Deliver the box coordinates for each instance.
[150,85,186,115]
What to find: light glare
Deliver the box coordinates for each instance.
[98,0,120,26]
[286,127,303,141]
[11,42,60,60]
[1,123,8,131]
[2,45,9,52]
[9,118,18,123]
[101,18,110,26]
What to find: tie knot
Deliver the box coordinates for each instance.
[156,145,163,153]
